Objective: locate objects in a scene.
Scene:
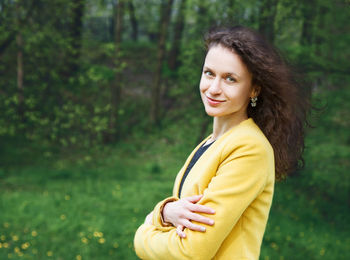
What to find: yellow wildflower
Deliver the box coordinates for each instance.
[31,230,38,237]
[270,242,278,250]
[98,238,105,244]
[47,251,53,256]
[21,242,30,250]
[93,231,103,238]
[320,248,325,256]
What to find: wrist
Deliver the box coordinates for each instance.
[162,202,171,224]
[157,196,178,227]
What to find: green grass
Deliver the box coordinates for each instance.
[1,88,349,259]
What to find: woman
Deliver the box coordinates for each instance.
[134,26,308,260]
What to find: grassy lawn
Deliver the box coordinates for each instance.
[1,88,349,259]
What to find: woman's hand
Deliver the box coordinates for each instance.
[162,194,215,238]
[144,211,154,225]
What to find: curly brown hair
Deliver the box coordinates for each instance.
[205,26,309,180]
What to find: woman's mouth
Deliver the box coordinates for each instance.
[206,96,225,106]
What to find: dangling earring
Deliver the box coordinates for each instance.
[250,96,258,107]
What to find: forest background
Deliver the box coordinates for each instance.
[0,0,349,259]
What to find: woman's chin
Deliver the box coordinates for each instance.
[205,109,221,117]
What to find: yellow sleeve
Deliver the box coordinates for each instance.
[134,140,270,260]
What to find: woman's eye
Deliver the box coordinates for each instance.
[226,76,235,82]
[204,71,213,76]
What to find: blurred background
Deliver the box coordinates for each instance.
[0,0,349,259]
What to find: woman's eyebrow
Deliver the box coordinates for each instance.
[203,66,212,71]
[204,66,240,78]
[223,72,239,78]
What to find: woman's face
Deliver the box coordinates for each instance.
[200,44,256,121]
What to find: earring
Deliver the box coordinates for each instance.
[250,96,258,107]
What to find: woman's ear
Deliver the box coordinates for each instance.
[251,85,261,98]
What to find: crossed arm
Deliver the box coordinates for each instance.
[134,143,269,260]
[145,194,215,238]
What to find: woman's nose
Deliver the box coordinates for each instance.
[208,77,222,95]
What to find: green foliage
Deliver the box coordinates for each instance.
[1,0,349,147]
[0,1,349,258]
[0,86,349,259]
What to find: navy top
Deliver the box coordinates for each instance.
[178,141,214,197]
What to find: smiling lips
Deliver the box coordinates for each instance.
[206,96,225,106]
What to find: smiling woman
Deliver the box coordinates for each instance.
[199,45,259,132]
[134,26,308,260]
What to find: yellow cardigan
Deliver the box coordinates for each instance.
[134,118,275,260]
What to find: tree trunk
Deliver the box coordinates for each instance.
[313,4,329,90]
[71,0,84,57]
[300,0,316,46]
[107,0,124,141]
[168,0,187,70]
[314,5,327,55]
[67,0,85,76]
[17,32,24,119]
[15,2,24,119]
[151,0,174,125]
[258,0,279,43]
[226,0,236,23]
[0,0,35,59]
[0,32,16,59]
[195,0,215,35]
[299,0,319,94]
[128,0,138,41]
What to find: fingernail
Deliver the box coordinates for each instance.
[201,227,206,231]
[210,220,214,225]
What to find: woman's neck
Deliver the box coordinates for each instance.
[210,113,248,141]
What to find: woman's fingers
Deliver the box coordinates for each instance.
[163,195,216,229]
[187,212,214,226]
[176,225,186,238]
[182,219,207,232]
[183,195,215,214]
[187,202,215,214]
